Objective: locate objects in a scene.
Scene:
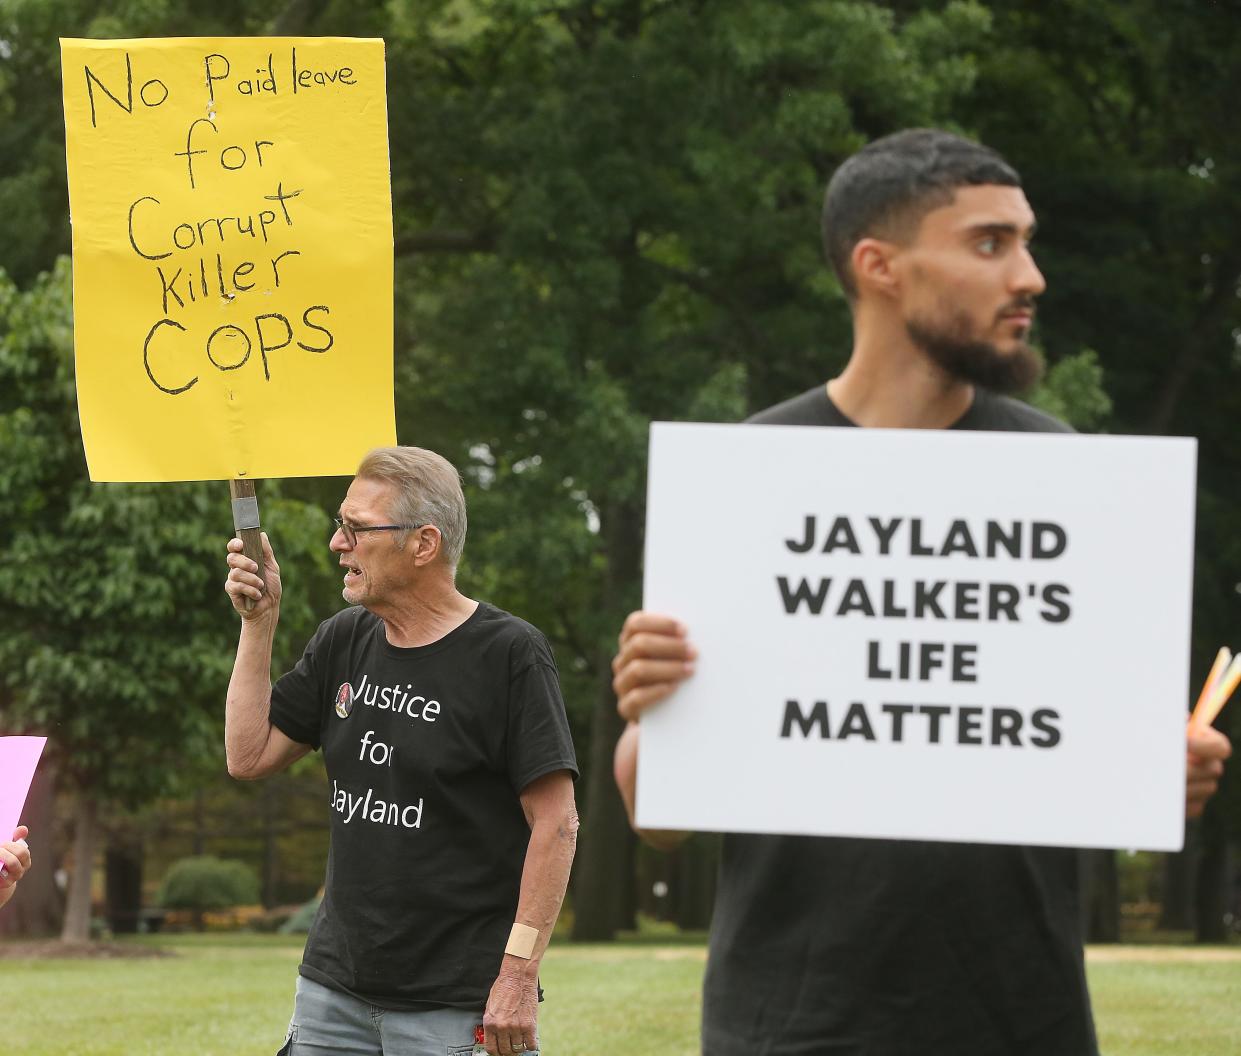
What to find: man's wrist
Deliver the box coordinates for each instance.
[500,951,541,981]
[239,605,280,633]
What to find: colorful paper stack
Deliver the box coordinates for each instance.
[1190,646,1241,729]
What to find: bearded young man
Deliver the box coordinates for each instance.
[612,129,1231,1056]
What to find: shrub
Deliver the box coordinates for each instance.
[158,856,260,930]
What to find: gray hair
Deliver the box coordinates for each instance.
[356,446,467,571]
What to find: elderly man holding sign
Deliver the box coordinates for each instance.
[613,130,1231,1056]
[225,447,578,1056]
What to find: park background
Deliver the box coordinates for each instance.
[1,0,1239,1052]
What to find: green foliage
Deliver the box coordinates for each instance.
[136,756,331,908]
[157,855,260,911]
[0,259,331,806]
[1117,851,1163,907]
[1028,349,1113,432]
[957,1,1241,842]
[1,0,1238,933]
[394,0,1002,688]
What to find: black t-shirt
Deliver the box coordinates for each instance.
[701,386,1094,1056]
[270,602,578,1011]
[748,383,1075,434]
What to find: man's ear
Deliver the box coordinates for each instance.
[410,525,442,567]
[851,237,901,298]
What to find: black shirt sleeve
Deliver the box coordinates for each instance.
[269,621,328,749]
[505,635,579,791]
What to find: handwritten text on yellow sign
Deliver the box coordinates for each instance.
[62,38,395,482]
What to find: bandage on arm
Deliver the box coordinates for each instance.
[505,922,539,959]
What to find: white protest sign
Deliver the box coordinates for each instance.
[637,422,1197,851]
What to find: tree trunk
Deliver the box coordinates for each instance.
[192,789,207,856]
[1194,810,1228,942]
[105,835,144,935]
[261,781,280,908]
[270,0,331,35]
[635,838,665,920]
[0,762,62,938]
[570,670,637,940]
[571,500,642,941]
[1080,849,1120,943]
[673,835,719,932]
[1145,254,1241,434]
[1159,838,1197,931]
[60,791,98,943]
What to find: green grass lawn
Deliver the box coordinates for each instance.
[3,934,1238,1055]
[1085,948,1241,1056]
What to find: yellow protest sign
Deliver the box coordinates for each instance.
[61,38,395,482]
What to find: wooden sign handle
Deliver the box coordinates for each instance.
[229,479,265,613]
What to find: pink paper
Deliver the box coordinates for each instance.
[0,736,47,840]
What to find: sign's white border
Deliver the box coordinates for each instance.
[637,422,1196,851]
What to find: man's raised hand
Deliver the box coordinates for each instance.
[225,531,282,619]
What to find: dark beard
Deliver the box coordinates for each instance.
[906,307,1044,395]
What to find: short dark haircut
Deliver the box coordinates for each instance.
[822,129,1022,300]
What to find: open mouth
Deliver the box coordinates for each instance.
[342,564,363,584]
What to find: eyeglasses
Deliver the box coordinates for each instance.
[333,518,425,547]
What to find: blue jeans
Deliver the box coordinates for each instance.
[282,975,534,1056]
